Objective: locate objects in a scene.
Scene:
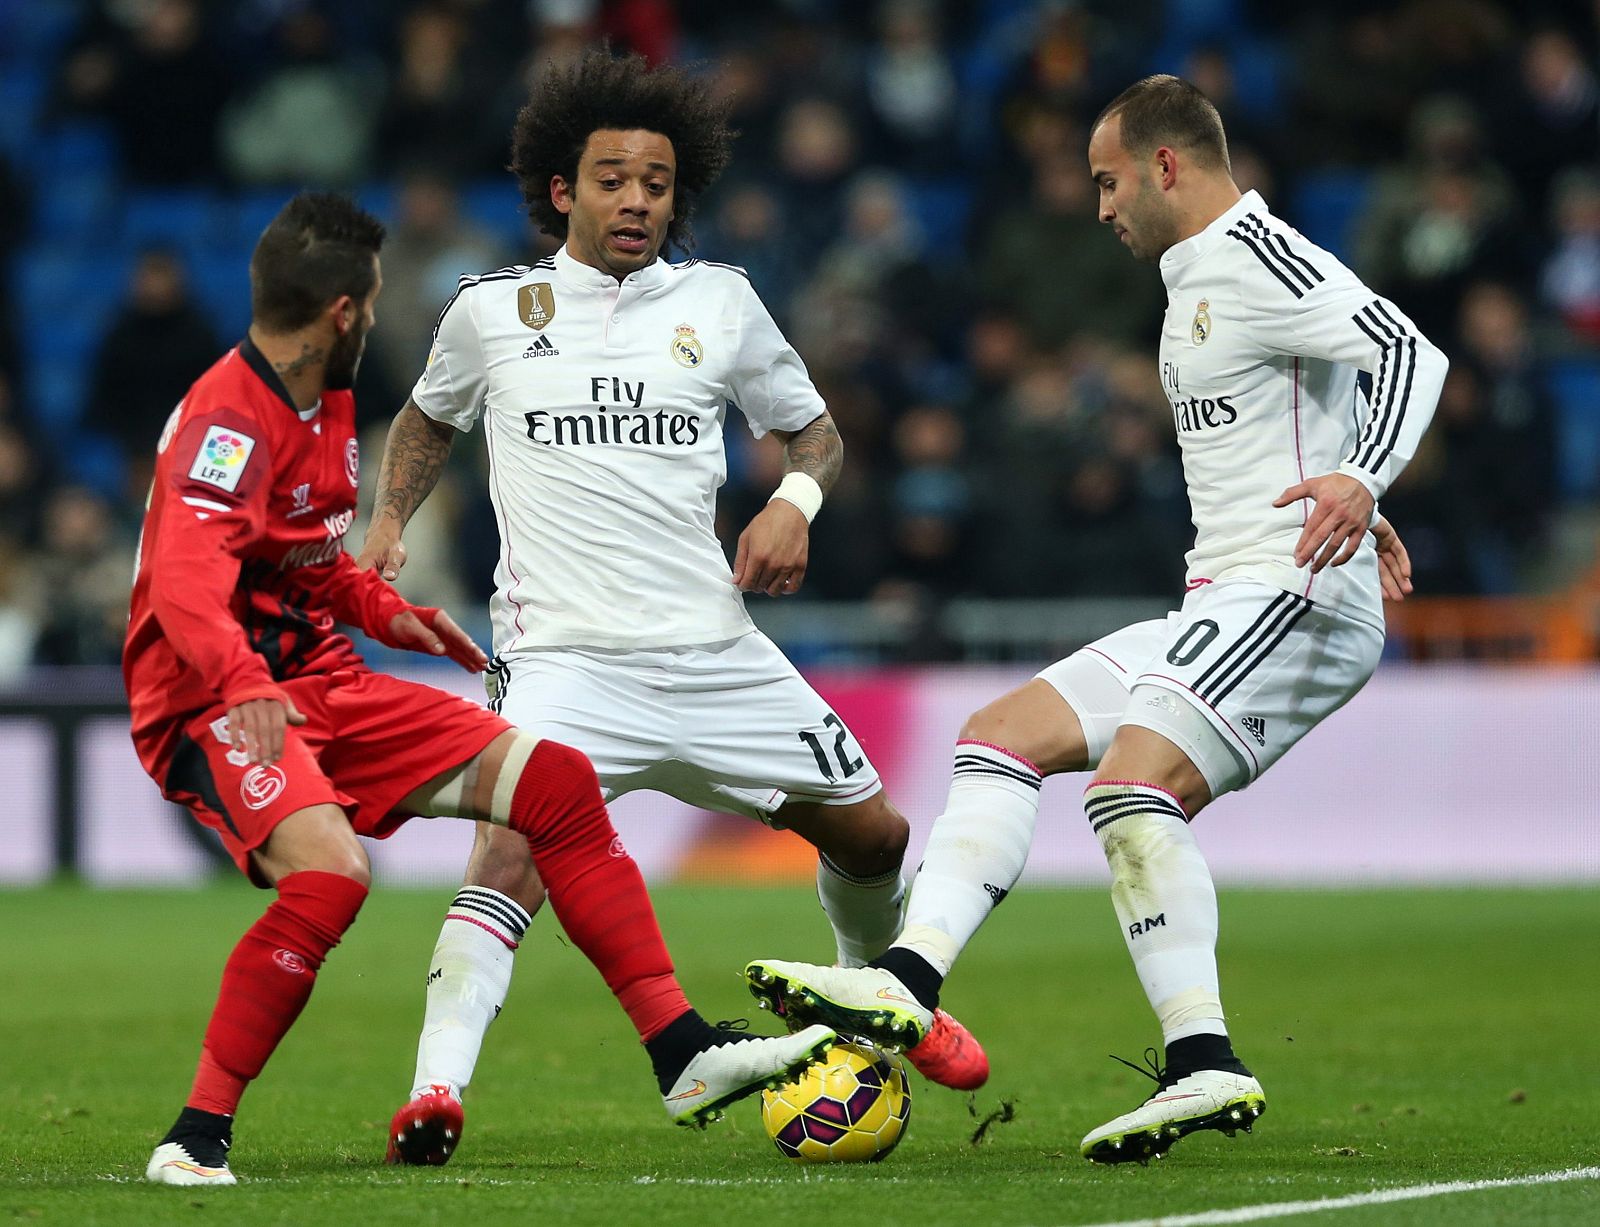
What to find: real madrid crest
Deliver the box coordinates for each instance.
[517,283,557,330]
[1191,298,1212,346]
[671,323,704,368]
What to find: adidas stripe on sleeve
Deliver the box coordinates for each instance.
[1231,214,1447,501]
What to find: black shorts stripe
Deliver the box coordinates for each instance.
[1245,214,1324,287]
[486,655,510,714]
[1192,592,1297,694]
[1226,228,1304,297]
[953,762,1044,790]
[165,735,241,838]
[1206,595,1314,705]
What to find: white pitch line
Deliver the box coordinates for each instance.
[1062,1165,1600,1227]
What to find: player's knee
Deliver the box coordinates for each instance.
[529,739,602,812]
[959,702,1024,752]
[816,796,908,873]
[257,806,372,887]
[487,736,606,839]
[318,826,372,887]
[297,842,372,889]
[959,688,1078,775]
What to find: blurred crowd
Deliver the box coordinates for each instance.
[0,0,1596,673]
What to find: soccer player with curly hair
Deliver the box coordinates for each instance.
[361,49,989,1166]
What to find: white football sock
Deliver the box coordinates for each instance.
[410,887,533,1100]
[894,740,1042,978]
[1084,782,1226,1044]
[816,853,905,968]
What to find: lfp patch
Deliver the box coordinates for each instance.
[189,424,257,492]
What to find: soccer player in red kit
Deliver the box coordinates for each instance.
[129,192,834,1187]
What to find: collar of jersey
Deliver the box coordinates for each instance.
[1159,189,1266,281]
[553,244,669,292]
[238,333,319,419]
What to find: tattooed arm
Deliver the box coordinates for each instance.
[731,411,843,596]
[355,399,456,580]
[770,410,845,495]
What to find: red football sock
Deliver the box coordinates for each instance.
[508,741,689,1042]
[187,870,369,1115]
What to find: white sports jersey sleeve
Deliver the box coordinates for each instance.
[727,276,827,437]
[1233,248,1446,501]
[411,274,497,430]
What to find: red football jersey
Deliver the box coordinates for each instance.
[125,336,409,781]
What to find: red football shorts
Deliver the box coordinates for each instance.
[160,667,510,884]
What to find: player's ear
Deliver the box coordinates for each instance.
[1155,146,1179,191]
[551,175,574,216]
[329,294,357,335]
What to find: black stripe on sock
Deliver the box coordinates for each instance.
[953,755,1043,789]
[450,890,531,938]
[457,886,534,929]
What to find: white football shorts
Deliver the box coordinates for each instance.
[1038,580,1384,797]
[485,631,882,824]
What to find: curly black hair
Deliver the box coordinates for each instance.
[510,49,734,253]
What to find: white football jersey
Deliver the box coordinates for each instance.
[1157,190,1448,627]
[413,245,826,652]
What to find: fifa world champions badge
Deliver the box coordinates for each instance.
[1192,299,1212,346]
[518,283,557,330]
[671,323,704,368]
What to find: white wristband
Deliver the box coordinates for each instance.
[769,472,823,523]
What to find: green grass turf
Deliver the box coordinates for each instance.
[2,883,1597,1226]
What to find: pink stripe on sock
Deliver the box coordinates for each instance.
[1086,779,1191,817]
[956,739,1042,777]
[446,912,519,951]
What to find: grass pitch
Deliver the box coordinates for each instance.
[3,883,1596,1226]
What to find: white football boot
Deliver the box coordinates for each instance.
[744,959,934,1051]
[146,1140,237,1186]
[663,1023,836,1125]
[1081,1059,1266,1164]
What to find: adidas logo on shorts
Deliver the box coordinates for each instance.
[1240,715,1267,746]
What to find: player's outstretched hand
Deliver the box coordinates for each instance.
[356,520,408,582]
[389,607,489,673]
[1372,515,1413,602]
[228,695,308,766]
[1273,472,1377,573]
[733,500,810,597]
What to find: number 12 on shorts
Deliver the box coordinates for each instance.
[798,713,864,784]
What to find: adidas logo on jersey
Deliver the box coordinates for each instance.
[522,336,559,358]
[1240,716,1267,746]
